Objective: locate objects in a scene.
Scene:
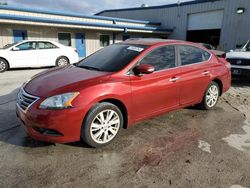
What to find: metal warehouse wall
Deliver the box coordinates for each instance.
[99,0,250,51]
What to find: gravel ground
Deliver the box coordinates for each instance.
[0,69,250,188]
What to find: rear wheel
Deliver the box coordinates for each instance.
[0,58,8,73]
[200,81,220,110]
[56,56,69,67]
[81,102,123,148]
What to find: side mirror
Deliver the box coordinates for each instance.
[12,47,20,51]
[134,64,155,75]
[230,50,233,52]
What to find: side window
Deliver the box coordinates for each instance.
[37,42,57,49]
[179,45,209,65]
[139,45,176,71]
[100,35,110,47]
[16,42,36,51]
[202,50,211,61]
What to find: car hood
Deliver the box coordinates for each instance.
[226,51,250,59]
[0,49,8,54]
[24,65,111,97]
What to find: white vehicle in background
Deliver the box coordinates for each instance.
[0,40,79,72]
[226,39,250,77]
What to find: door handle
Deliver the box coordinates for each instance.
[169,77,180,82]
[202,71,210,75]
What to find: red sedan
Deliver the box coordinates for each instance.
[16,39,231,147]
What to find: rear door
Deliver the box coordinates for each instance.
[37,41,60,66]
[130,45,181,120]
[177,45,212,105]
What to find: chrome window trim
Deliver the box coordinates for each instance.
[125,44,213,76]
[126,44,178,76]
[176,44,212,67]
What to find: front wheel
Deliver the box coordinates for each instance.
[200,81,220,110]
[81,102,123,148]
[0,58,8,73]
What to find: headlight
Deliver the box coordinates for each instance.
[39,92,79,109]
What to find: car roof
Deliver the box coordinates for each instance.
[121,38,193,46]
[20,39,57,43]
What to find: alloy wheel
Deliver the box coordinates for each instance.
[57,58,68,66]
[0,60,6,71]
[90,109,120,144]
[206,85,219,108]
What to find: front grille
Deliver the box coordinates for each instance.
[16,88,39,112]
[226,58,250,66]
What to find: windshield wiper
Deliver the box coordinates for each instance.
[78,65,102,71]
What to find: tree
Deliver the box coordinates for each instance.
[0,2,8,5]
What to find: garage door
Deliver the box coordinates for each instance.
[188,10,224,30]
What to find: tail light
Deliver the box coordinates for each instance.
[221,53,226,58]
[218,57,231,70]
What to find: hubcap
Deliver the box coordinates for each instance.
[58,58,68,66]
[0,61,6,71]
[90,110,120,144]
[206,85,219,107]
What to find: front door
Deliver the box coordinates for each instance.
[130,45,181,121]
[75,33,86,58]
[13,30,28,43]
[9,41,38,68]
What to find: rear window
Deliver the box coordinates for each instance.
[77,44,147,72]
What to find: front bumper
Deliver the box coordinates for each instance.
[16,102,85,143]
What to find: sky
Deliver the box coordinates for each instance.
[1,0,192,15]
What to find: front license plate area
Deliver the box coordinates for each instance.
[232,69,241,75]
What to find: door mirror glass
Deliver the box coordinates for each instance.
[134,64,155,75]
[12,47,20,51]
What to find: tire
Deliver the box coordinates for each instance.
[81,102,123,148]
[56,56,69,67]
[0,58,8,73]
[200,81,220,110]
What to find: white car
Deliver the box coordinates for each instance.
[226,40,250,76]
[0,40,79,72]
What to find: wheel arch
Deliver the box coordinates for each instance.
[98,98,128,129]
[211,78,223,96]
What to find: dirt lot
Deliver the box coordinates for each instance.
[0,69,250,188]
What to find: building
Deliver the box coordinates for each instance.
[0,6,172,57]
[97,0,250,51]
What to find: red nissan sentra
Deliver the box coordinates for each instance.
[16,39,231,147]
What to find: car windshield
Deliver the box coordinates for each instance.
[236,40,250,51]
[77,44,147,72]
[1,43,17,49]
